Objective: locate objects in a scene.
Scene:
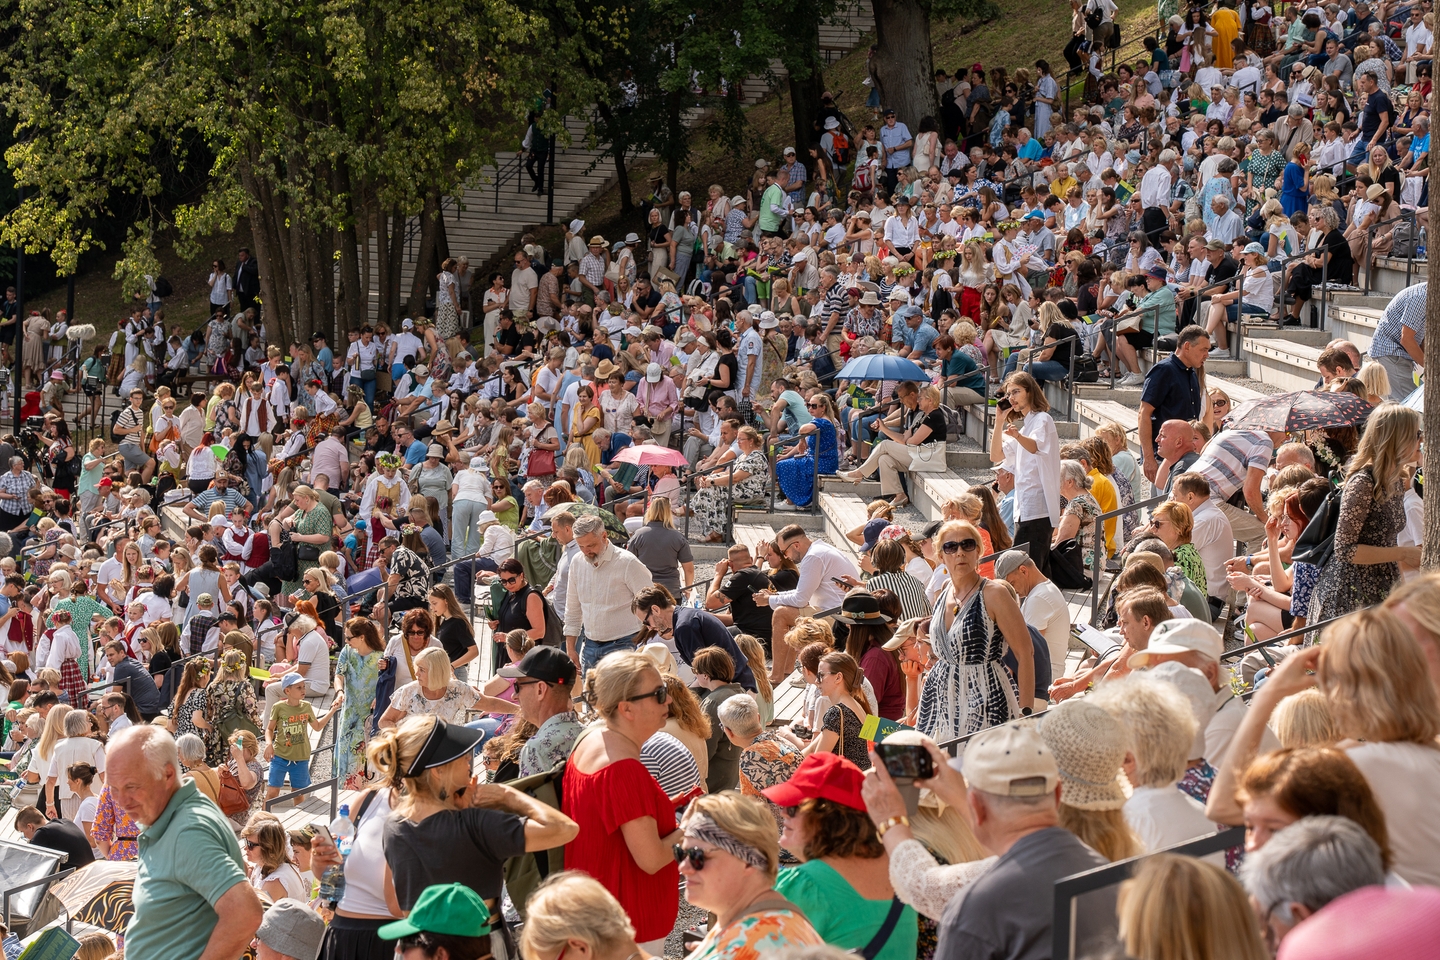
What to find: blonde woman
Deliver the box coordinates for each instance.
[1119,855,1267,960]
[627,496,694,597]
[378,646,508,728]
[1357,361,1392,405]
[1308,403,1420,621]
[520,873,648,960]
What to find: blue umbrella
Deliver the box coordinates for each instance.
[1404,384,1424,411]
[834,353,931,383]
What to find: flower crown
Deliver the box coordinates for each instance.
[893,264,917,277]
[377,453,402,469]
[932,248,957,260]
[401,524,421,537]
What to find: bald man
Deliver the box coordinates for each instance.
[1154,420,1200,494]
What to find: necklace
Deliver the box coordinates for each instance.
[948,575,983,622]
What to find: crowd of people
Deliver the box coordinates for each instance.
[0,0,1434,957]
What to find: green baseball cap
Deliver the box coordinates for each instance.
[378,884,492,940]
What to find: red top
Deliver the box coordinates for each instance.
[562,757,679,942]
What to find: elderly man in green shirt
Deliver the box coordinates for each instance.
[109,725,263,960]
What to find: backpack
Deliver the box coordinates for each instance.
[152,276,174,298]
[1291,479,1345,569]
[852,160,874,192]
[110,408,126,444]
[830,129,853,165]
[216,765,252,816]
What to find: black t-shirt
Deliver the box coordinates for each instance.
[1206,255,1239,289]
[1376,166,1401,200]
[769,568,800,593]
[715,353,738,391]
[1361,90,1394,143]
[1323,228,1355,285]
[383,807,527,910]
[717,567,776,641]
[496,326,522,355]
[437,616,477,663]
[632,289,662,314]
[908,407,948,444]
[113,657,163,715]
[32,820,96,868]
[147,650,173,681]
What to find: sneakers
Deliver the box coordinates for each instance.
[1208,346,1230,358]
[1119,372,1145,386]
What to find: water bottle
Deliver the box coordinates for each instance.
[317,805,355,908]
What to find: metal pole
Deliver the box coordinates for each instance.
[546,131,557,226]
[1089,514,1103,625]
[12,184,22,429]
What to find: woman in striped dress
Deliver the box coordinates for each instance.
[864,538,931,621]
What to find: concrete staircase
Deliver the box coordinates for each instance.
[737,1,876,105]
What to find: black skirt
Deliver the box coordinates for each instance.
[321,915,393,960]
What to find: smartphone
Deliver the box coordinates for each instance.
[996,397,1011,412]
[310,823,334,845]
[875,742,936,781]
[831,576,850,587]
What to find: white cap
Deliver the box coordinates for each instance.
[402,318,414,330]
[783,146,796,155]
[570,218,585,233]
[646,362,663,383]
[1128,619,1224,668]
[962,723,1058,797]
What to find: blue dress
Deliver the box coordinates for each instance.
[1280,161,1309,217]
[776,418,838,507]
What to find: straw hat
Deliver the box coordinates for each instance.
[1037,699,1128,810]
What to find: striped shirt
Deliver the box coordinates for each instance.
[1370,282,1427,358]
[1189,430,1274,503]
[640,731,701,800]
[866,570,931,621]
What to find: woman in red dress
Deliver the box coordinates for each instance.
[564,651,683,952]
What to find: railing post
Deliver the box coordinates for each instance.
[725,460,735,541]
[1319,254,1328,331]
[1089,513,1104,626]
[810,432,820,516]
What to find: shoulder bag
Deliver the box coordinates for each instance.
[216,765,251,816]
[855,897,907,960]
[1291,478,1346,569]
[909,441,948,473]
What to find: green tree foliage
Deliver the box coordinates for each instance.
[1,0,605,343]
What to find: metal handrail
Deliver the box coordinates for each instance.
[1089,492,1169,625]
[492,155,526,214]
[1220,612,1348,663]
[265,775,339,820]
[2,865,74,930]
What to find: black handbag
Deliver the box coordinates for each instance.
[270,532,299,581]
[295,543,322,562]
[1291,479,1345,569]
[1048,538,1094,590]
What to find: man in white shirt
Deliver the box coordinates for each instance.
[1171,472,1235,616]
[1129,619,1280,769]
[389,318,425,375]
[267,367,292,422]
[752,524,861,684]
[509,250,539,321]
[996,550,1071,680]
[534,347,565,413]
[563,514,655,672]
[1139,150,1176,240]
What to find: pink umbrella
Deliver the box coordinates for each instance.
[612,443,690,468]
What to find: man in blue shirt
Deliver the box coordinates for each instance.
[895,305,939,363]
[393,423,429,466]
[879,110,914,193]
[1368,280,1426,401]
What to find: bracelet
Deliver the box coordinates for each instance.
[875,815,910,839]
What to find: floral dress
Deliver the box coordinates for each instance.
[224,755,267,831]
[1307,469,1405,624]
[918,582,1021,743]
[389,679,482,725]
[1246,149,1287,216]
[31,527,62,581]
[204,678,261,766]
[281,504,333,596]
[388,546,431,604]
[336,646,380,789]
[776,418,838,508]
[822,703,871,770]
[91,785,141,860]
[691,450,769,538]
[739,732,804,837]
[688,908,822,960]
[1062,492,1101,569]
[174,688,209,743]
[1174,542,1208,597]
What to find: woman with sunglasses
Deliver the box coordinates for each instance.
[918,519,1035,743]
[488,558,547,651]
[381,609,443,690]
[241,815,309,903]
[675,791,823,960]
[335,619,383,789]
[776,393,840,508]
[565,651,684,954]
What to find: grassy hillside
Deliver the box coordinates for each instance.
[43,0,1159,320]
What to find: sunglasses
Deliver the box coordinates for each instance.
[499,576,520,585]
[942,538,981,555]
[782,805,802,817]
[624,684,669,705]
[406,628,429,636]
[244,840,261,850]
[673,845,709,870]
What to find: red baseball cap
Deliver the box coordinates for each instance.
[761,753,867,812]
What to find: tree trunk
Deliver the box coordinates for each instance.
[376,202,393,326]
[666,90,683,197]
[598,103,634,213]
[408,192,442,318]
[238,159,288,348]
[386,206,405,324]
[1423,81,1440,570]
[333,163,363,337]
[786,23,828,158]
[871,0,940,131]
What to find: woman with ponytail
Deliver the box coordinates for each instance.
[370,715,578,915]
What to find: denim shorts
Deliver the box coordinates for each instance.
[268,756,313,790]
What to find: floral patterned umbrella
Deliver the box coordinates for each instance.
[1229,390,1372,432]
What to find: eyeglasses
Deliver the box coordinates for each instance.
[941,538,981,554]
[782,805,802,818]
[624,684,669,704]
[244,840,261,850]
[406,628,429,636]
[672,845,710,870]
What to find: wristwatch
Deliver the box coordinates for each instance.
[1021,706,1034,716]
[875,815,910,839]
